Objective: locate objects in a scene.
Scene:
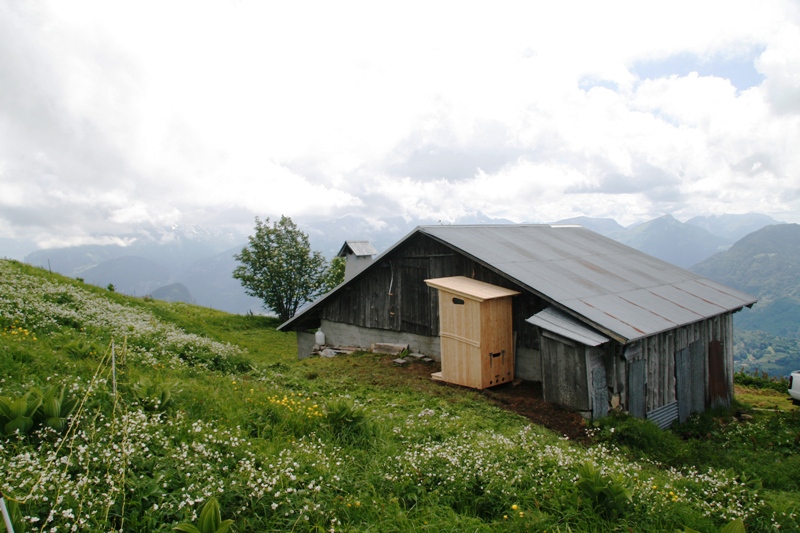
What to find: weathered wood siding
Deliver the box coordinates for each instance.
[320,233,546,350]
[541,332,590,411]
[620,312,735,415]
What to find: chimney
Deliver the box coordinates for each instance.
[337,241,378,282]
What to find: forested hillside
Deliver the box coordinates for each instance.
[692,224,800,376]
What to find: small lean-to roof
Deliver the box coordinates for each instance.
[337,240,378,258]
[527,307,610,347]
[279,224,757,342]
[424,276,520,301]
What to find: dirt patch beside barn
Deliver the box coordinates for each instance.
[389,356,592,444]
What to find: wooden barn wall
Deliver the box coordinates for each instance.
[620,313,735,414]
[320,233,547,347]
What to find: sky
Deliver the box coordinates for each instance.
[1,0,800,257]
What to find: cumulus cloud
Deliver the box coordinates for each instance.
[1,0,800,254]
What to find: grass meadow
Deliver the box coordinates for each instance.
[1,259,798,532]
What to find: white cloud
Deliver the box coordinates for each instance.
[1,0,800,254]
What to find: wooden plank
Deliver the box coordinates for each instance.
[440,332,481,348]
[689,339,705,414]
[676,346,691,423]
[424,276,520,301]
[400,257,432,336]
[592,367,608,420]
[628,359,646,419]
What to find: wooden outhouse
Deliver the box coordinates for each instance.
[424,276,519,389]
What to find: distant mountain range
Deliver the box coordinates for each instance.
[552,213,782,268]
[24,226,263,314]
[14,212,787,318]
[692,224,800,337]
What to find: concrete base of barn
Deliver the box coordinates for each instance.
[295,320,442,360]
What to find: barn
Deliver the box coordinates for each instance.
[278,224,757,425]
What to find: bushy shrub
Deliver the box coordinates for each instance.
[573,461,633,520]
[595,412,688,465]
[324,398,371,445]
[734,368,789,393]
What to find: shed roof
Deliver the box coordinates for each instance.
[424,276,520,301]
[526,307,610,346]
[337,240,378,258]
[280,224,757,343]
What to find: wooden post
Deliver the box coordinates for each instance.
[0,496,14,533]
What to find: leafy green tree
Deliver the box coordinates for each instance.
[320,255,346,293]
[233,216,326,322]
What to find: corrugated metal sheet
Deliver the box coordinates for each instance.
[647,402,679,429]
[420,225,757,343]
[337,240,378,257]
[526,307,610,346]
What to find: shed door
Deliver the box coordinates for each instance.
[541,334,589,411]
[707,339,729,408]
[439,294,482,388]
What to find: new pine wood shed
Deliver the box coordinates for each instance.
[424,276,519,389]
[279,224,757,425]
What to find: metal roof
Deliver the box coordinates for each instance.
[280,224,757,342]
[527,307,610,346]
[419,225,757,343]
[337,240,378,257]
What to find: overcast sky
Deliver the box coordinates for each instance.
[1,0,799,255]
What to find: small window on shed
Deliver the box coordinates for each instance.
[452,297,465,305]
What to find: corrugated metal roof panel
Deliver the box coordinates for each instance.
[527,307,610,346]
[337,241,378,257]
[420,225,757,342]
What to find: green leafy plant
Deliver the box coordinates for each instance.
[683,518,746,533]
[174,497,234,533]
[62,337,102,359]
[130,376,178,412]
[0,390,42,436]
[36,385,78,432]
[324,397,370,444]
[733,368,789,393]
[574,462,632,520]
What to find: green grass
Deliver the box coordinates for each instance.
[1,259,799,532]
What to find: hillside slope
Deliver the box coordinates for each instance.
[691,224,800,375]
[2,259,797,532]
